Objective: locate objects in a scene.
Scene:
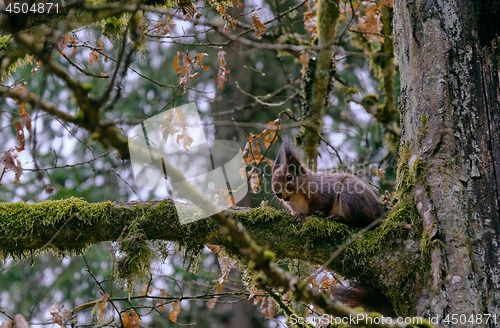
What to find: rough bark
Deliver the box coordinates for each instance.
[393,0,500,325]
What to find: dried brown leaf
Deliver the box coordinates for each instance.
[299,53,308,76]
[260,296,276,319]
[249,170,260,193]
[49,303,68,326]
[218,255,236,284]
[0,321,12,328]
[1,148,23,184]
[88,51,99,66]
[251,10,267,39]
[206,297,218,310]
[12,315,29,328]
[140,282,150,296]
[160,109,193,150]
[303,0,318,38]
[173,52,207,91]
[206,245,220,253]
[122,310,140,328]
[156,289,167,311]
[216,50,229,89]
[169,301,180,323]
[97,294,108,321]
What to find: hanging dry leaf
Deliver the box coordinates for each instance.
[173,51,209,91]
[160,109,194,150]
[97,294,108,321]
[0,321,12,328]
[196,52,210,71]
[206,297,218,310]
[122,310,140,328]
[88,51,100,66]
[31,61,41,74]
[218,255,237,284]
[156,289,167,311]
[1,148,23,184]
[374,167,385,178]
[153,16,176,36]
[14,99,31,151]
[303,0,318,38]
[216,50,229,89]
[206,283,224,309]
[59,34,79,56]
[357,2,383,42]
[206,245,220,253]
[248,287,264,305]
[299,53,308,76]
[140,282,150,296]
[251,10,267,39]
[13,314,29,328]
[230,0,242,8]
[262,120,279,148]
[49,303,69,326]
[169,301,180,323]
[260,296,276,319]
[249,170,260,193]
[9,82,31,152]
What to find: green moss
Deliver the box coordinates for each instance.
[361,94,379,111]
[0,197,114,257]
[113,224,152,290]
[263,249,276,262]
[345,87,358,95]
[420,112,427,127]
[102,14,129,38]
[0,198,183,289]
[395,144,426,197]
[0,35,32,81]
[298,216,350,240]
[417,113,428,141]
[396,144,412,195]
[239,207,286,224]
[0,35,10,50]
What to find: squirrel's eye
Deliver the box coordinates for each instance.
[286,174,293,181]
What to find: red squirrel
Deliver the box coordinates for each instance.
[271,140,382,227]
[272,140,394,315]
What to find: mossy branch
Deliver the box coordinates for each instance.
[0,196,426,317]
[298,0,340,168]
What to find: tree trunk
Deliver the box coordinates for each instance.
[393,0,500,325]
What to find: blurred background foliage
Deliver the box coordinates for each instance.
[0,0,398,326]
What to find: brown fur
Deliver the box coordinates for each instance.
[272,140,382,227]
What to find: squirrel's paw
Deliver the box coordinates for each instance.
[294,213,306,222]
[329,215,347,224]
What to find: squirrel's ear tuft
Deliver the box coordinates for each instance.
[273,147,285,171]
[282,139,306,175]
[286,153,306,175]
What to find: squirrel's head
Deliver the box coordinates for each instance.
[271,140,308,201]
